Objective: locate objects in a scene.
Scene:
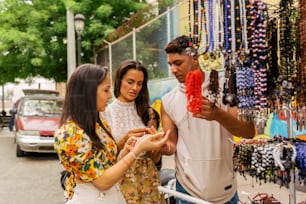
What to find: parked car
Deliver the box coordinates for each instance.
[14,89,63,157]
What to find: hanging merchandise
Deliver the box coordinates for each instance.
[183,1,306,202]
[248,0,269,124]
[277,0,298,105]
[186,0,224,115]
[227,0,264,123]
[185,0,263,120]
[186,69,203,115]
[251,193,281,204]
[222,57,240,108]
[298,0,306,105]
[198,0,224,72]
[266,18,279,111]
[232,137,306,188]
[222,0,241,109]
[183,2,306,201]
[265,0,306,137]
[295,0,306,132]
[236,60,255,122]
[295,141,306,184]
[185,0,305,129]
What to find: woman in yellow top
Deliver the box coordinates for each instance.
[54,64,168,203]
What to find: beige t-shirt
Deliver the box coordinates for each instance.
[162,71,237,203]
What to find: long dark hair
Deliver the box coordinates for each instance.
[113,59,150,126]
[60,64,112,150]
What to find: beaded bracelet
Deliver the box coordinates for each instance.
[273,143,296,171]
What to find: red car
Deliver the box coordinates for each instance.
[14,89,63,157]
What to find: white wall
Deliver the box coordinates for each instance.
[3,77,56,103]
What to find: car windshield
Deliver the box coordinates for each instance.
[20,99,63,116]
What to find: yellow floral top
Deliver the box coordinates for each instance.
[54,120,117,201]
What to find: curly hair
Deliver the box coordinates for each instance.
[164,35,191,54]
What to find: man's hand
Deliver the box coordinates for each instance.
[193,96,218,120]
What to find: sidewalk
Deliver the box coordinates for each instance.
[237,173,306,203]
[4,129,305,203]
[0,127,14,137]
[162,155,306,203]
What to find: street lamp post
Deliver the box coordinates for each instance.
[74,14,85,66]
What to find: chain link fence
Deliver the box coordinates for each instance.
[97,0,189,84]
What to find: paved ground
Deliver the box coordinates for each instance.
[161,155,306,203]
[0,128,63,204]
[4,126,305,204]
[237,173,306,203]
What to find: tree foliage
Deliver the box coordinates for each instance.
[0,0,149,84]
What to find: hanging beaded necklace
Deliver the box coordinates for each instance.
[266,18,279,112]
[234,0,242,55]
[278,0,298,107]
[240,0,249,55]
[224,0,230,53]
[186,69,203,115]
[222,0,245,110]
[233,0,257,122]
[188,0,192,44]
[186,0,223,115]
[193,0,199,46]
[216,0,224,50]
[186,0,204,115]
[230,0,236,53]
[199,0,208,53]
[249,0,268,113]
[208,0,215,52]
[298,0,306,104]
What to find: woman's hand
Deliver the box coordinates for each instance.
[133,130,169,156]
[146,126,164,162]
[117,135,137,160]
[117,127,148,150]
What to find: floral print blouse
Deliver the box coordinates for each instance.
[54,119,117,201]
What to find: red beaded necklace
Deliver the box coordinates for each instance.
[186,69,203,115]
[186,0,205,115]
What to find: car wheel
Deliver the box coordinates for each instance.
[16,145,25,157]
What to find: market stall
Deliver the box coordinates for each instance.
[159,0,306,203]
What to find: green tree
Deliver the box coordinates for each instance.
[0,0,148,84]
[0,0,68,84]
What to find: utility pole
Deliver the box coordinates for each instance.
[1,85,4,115]
[66,9,76,81]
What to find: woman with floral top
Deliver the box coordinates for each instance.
[102,60,165,204]
[54,64,168,204]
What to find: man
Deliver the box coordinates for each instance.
[160,35,255,204]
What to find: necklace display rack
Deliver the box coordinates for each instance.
[185,0,306,203]
[232,105,300,204]
[185,0,267,124]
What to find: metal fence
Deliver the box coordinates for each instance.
[97,0,190,83]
